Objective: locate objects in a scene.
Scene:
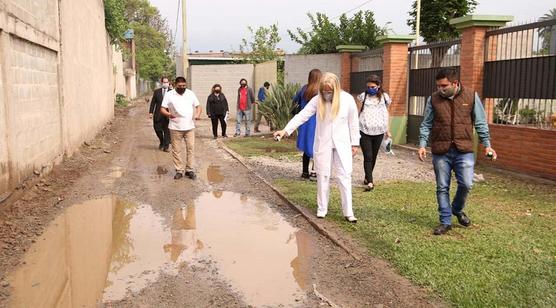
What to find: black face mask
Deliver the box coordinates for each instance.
[176,88,186,95]
[214,90,221,94]
[240,83,247,87]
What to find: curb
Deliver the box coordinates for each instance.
[217,140,361,261]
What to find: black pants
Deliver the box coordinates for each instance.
[360,132,384,183]
[211,114,227,137]
[302,153,311,175]
[154,120,170,148]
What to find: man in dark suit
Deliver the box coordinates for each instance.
[149,76,171,151]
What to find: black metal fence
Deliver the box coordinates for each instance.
[484,19,556,129]
[407,40,461,144]
[350,48,383,94]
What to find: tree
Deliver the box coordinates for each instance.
[407,0,477,67]
[122,0,175,81]
[538,8,556,54]
[104,0,128,44]
[288,11,386,54]
[239,24,282,64]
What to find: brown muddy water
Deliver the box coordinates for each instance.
[8,191,313,307]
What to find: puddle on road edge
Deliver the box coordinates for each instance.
[8,192,313,307]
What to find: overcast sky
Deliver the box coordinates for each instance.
[149,0,555,53]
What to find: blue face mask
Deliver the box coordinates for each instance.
[366,87,379,96]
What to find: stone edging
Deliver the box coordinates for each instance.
[217,140,361,261]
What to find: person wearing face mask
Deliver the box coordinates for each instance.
[149,76,172,151]
[293,69,322,180]
[160,77,202,180]
[274,73,360,223]
[206,84,229,139]
[419,68,497,236]
[357,75,392,191]
[234,78,256,137]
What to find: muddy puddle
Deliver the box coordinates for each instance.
[8,192,313,307]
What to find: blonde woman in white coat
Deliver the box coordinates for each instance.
[274,73,360,223]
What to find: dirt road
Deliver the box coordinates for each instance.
[0,99,442,307]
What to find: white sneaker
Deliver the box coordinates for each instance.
[316,212,326,219]
[345,216,357,223]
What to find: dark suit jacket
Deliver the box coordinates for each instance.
[149,88,169,124]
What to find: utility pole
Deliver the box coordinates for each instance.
[414,0,421,69]
[181,0,189,78]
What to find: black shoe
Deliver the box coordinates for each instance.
[174,172,183,180]
[163,146,169,152]
[364,183,374,192]
[159,145,164,150]
[301,173,310,180]
[223,135,228,138]
[185,171,196,180]
[233,133,240,137]
[309,172,317,182]
[453,211,471,227]
[433,224,452,235]
[213,136,218,139]
[244,134,250,137]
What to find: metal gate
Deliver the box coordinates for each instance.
[407,40,461,145]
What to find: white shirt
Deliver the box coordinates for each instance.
[357,92,391,136]
[284,91,360,176]
[161,89,200,131]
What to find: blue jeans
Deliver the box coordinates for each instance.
[235,110,251,135]
[432,147,475,225]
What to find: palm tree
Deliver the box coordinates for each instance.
[538,8,556,54]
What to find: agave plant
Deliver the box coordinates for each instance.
[257,83,301,132]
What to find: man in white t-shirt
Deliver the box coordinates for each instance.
[160,77,202,180]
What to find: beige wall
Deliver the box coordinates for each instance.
[285,54,342,86]
[7,35,63,181]
[59,0,115,153]
[113,46,126,96]
[190,64,255,114]
[0,0,123,195]
[254,60,277,89]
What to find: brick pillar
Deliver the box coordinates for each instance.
[336,45,367,93]
[449,15,513,158]
[450,15,513,98]
[382,43,410,117]
[340,52,351,91]
[377,35,414,144]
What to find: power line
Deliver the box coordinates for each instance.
[330,0,375,21]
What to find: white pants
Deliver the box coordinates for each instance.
[316,149,354,217]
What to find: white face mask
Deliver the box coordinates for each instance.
[162,82,169,89]
[322,92,333,103]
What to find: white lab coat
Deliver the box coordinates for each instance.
[285,91,360,177]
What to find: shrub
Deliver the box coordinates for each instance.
[257,83,301,131]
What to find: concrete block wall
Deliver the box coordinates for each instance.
[190,64,255,116]
[59,0,115,153]
[113,46,126,96]
[285,54,342,86]
[0,0,122,196]
[254,60,277,89]
[7,36,62,182]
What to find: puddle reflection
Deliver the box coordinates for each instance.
[9,192,313,307]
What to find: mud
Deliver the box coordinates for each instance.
[0,98,443,307]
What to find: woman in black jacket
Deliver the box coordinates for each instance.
[206,84,229,139]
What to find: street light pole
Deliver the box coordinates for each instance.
[181,0,189,78]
